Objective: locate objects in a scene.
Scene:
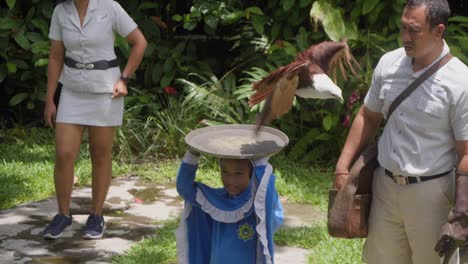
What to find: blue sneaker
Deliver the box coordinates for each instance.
[82,213,105,239]
[43,213,72,239]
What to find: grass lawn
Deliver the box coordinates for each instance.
[0,127,363,263]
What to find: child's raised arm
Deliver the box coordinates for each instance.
[176,150,200,203]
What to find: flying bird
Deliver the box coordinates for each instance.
[249,40,360,129]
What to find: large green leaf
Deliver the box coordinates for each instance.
[6,0,16,9]
[25,32,44,43]
[10,59,28,70]
[183,21,197,31]
[172,14,183,22]
[152,63,163,84]
[322,115,333,131]
[115,35,130,57]
[30,41,49,55]
[160,71,176,88]
[282,0,295,11]
[34,59,49,67]
[299,0,312,8]
[449,16,468,24]
[222,11,245,25]
[143,42,156,58]
[138,2,159,10]
[204,14,219,29]
[0,17,22,30]
[31,18,49,36]
[362,0,379,15]
[345,22,359,41]
[251,14,266,34]
[296,27,309,50]
[310,1,346,41]
[6,62,17,74]
[9,93,28,106]
[246,7,264,16]
[14,33,31,50]
[163,58,175,73]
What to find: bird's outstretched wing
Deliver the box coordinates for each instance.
[249,60,307,106]
[249,40,360,131]
[255,74,299,131]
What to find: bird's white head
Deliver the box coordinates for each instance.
[295,73,343,103]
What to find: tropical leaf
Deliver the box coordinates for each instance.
[251,14,267,34]
[362,0,379,15]
[9,93,28,106]
[6,0,16,10]
[282,0,295,11]
[0,17,22,30]
[310,1,346,41]
[14,33,30,50]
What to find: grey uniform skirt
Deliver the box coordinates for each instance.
[56,88,124,127]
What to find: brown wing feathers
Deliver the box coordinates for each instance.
[249,60,307,106]
[255,75,299,131]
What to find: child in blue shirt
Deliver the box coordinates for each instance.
[176,150,284,264]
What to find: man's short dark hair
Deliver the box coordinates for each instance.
[406,0,451,29]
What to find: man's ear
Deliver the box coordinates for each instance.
[434,24,446,39]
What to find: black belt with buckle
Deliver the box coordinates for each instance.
[384,169,452,185]
[64,57,119,70]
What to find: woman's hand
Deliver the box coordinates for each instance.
[112,79,128,98]
[44,101,57,128]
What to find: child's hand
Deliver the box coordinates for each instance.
[252,156,269,166]
[188,148,201,156]
[184,149,201,165]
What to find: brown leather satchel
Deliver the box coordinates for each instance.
[327,53,453,239]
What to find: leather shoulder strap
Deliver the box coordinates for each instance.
[386,53,453,121]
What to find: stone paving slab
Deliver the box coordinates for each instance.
[0,177,183,263]
[0,177,313,263]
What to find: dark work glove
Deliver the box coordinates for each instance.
[435,174,468,264]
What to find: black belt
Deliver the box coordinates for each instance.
[64,57,119,70]
[384,169,452,185]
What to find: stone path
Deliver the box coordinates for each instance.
[0,177,319,263]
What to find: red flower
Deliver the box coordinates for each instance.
[346,90,361,109]
[342,114,351,128]
[164,86,177,95]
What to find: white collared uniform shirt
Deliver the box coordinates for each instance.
[49,0,137,93]
[364,42,468,177]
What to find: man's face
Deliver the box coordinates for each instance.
[220,159,252,197]
[400,5,443,60]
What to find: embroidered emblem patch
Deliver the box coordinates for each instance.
[237,223,254,241]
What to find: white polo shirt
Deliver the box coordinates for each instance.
[49,0,137,93]
[364,41,468,177]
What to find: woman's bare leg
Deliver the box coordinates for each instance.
[54,123,85,216]
[88,126,115,215]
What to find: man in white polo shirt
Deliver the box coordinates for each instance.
[334,0,468,263]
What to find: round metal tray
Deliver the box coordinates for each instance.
[185,124,289,158]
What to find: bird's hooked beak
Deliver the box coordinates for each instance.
[312,73,343,103]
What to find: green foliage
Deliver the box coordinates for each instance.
[274,225,364,264]
[113,219,179,264]
[0,0,54,122]
[114,95,205,161]
[0,126,184,210]
[1,0,467,164]
[177,71,254,125]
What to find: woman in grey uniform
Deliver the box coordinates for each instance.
[42,0,147,239]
